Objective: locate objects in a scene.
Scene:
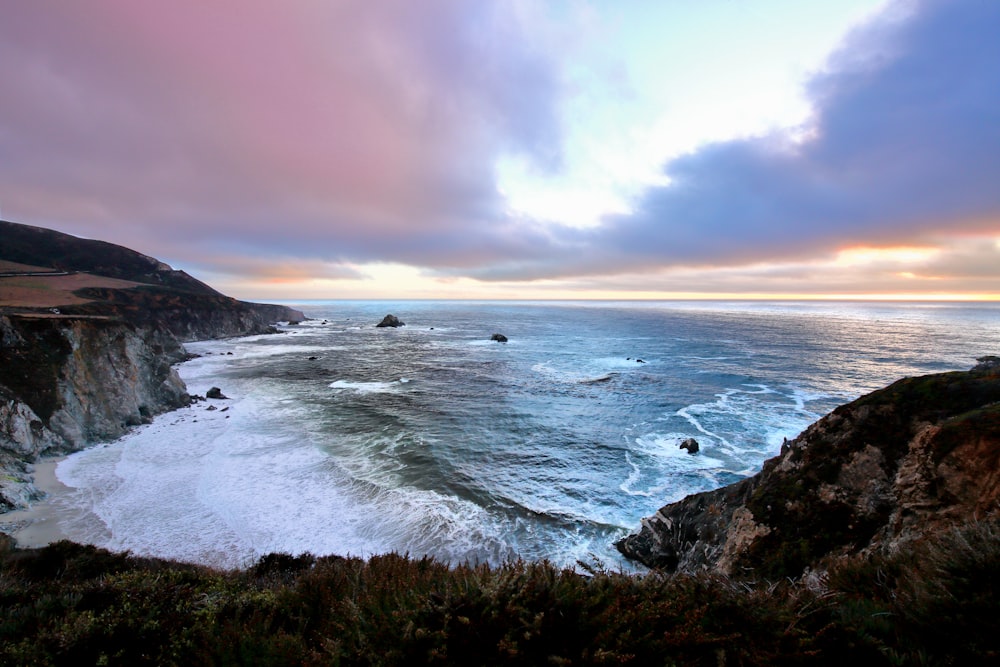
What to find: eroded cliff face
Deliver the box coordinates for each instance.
[66,287,304,342]
[616,358,1000,579]
[0,314,189,509]
[0,220,307,511]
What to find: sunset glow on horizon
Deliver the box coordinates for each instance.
[1,0,998,301]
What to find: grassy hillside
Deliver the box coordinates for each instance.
[0,221,218,295]
[2,520,998,665]
[0,220,303,339]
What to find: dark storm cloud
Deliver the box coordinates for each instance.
[467,0,1000,282]
[599,0,999,268]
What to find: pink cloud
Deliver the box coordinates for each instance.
[3,0,997,298]
[0,0,562,257]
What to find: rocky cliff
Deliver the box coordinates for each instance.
[0,220,306,510]
[616,356,1000,579]
[0,314,190,507]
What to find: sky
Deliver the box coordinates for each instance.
[1,0,998,300]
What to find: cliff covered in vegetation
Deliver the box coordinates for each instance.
[616,357,1000,580]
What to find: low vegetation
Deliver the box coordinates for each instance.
[2,519,998,665]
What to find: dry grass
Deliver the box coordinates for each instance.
[0,273,143,309]
[0,260,56,273]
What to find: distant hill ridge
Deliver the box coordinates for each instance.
[0,219,304,340]
[0,220,221,296]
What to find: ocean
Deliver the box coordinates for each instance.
[50,300,1000,570]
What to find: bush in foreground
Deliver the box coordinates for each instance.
[1,520,998,665]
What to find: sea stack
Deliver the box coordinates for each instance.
[376,314,405,328]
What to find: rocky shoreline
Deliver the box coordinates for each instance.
[616,355,1000,578]
[0,311,303,512]
[0,220,305,513]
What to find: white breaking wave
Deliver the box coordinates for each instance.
[329,379,410,393]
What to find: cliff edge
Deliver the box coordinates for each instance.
[616,356,1000,579]
[0,220,306,510]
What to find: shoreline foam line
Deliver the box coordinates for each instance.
[3,457,71,548]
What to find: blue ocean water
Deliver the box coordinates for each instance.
[54,300,1000,569]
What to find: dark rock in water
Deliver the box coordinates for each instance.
[616,361,1000,579]
[308,356,318,361]
[189,394,205,402]
[206,405,217,411]
[206,387,228,399]
[376,314,405,328]
[491,333,508,343]
[226,352,233,355]
[679,438,699,454]
[581,374,615,385]
[635,359,645,363]
[975,355,1000,371]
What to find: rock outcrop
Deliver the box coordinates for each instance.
[679,438,699,454]
[0,314,190,509]
[376,314,404,328]
[62,286,299,342]
[490,333,508,343]
[616,358,1000,579]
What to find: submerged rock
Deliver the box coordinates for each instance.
[491,333,508,343]
[376,314,405,328]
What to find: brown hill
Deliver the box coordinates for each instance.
[0,220,219,295]
[0,220,304,339]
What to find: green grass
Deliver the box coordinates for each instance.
[2,520,999,665]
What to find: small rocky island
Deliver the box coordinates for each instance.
[376,314,405,328]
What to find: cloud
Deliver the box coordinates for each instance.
[597,0,999,269]
[533,235,1000,297]
[0,0,565,264]
[465,0,1000,282]
[1,0,997,297]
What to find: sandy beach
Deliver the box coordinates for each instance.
[0,457,73,548]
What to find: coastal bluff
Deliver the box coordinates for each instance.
[617,356,1000,578]
[0,220,305,510]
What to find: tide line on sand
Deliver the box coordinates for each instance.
[2,457,72,548]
